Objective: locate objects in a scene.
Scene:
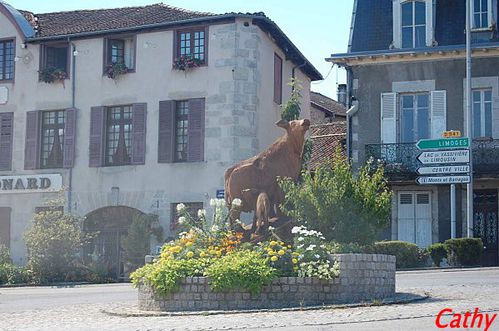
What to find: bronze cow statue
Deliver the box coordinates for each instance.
[224,118,310,235]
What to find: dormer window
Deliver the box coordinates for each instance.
[393,0,434,49]
[402,1,426,48]
[472,0,495,30]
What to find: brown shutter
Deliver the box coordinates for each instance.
[63,108,77,168]
[89,106,105,167]
[24,111,40,170]
[158,100,175,163]
[0,112,13,171]
[131,103,147,165]
[187,98,205,162]
[274,53,283,104]
[0,207,11,248]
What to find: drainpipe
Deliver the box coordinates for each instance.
[68,40,76,213]
[346,99,359,160]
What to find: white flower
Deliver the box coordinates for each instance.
[297,237,304,241]
[178,216,186,225]
[232,198,242,207]
[176,203,186,212]
[234,219,242,224]
[314,254,320,259]
[211,224,219,232]
[197,209,206,218]
[268,226,275,231]
[291,226,301,234]
[306,244,316,251]
[210,199,217,207]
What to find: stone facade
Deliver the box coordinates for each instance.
[138,254,396,311]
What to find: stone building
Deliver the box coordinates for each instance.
[328,0,499,266]
[0,2,322,278]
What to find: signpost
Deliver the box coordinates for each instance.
[416,176,471,185]
[416,134,471,240]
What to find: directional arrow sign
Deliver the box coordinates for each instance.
[416,137,469,150]
[417,149,470,165]
[416,176,471,185]
[417,165,470,175]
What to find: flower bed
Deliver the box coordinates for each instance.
[138,254,396,311]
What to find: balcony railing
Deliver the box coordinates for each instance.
[365,139,499,180]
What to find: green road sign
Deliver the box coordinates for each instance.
[416,137,469,150]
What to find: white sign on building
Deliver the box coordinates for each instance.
[417,150,470,165]
[0,174,62,194]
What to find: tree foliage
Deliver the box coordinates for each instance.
[121,214,159,271]
[279,149,392,245]
[24,202,91,283]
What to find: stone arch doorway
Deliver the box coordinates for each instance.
[83,206,147,281]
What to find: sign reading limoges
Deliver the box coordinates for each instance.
[417,149,470,165]
[0,174,62,194]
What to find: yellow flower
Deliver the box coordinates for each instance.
[287,245,292,249]
[270,241,278,246]
[186,251,194,258]
[209,250,216,255]
[268,250,276,256]
[278,250,285,256]
[292,252,300,257]
[292,258,298,264]
[216,250,222,257]
[270,256,278,262]
[185,242,194,247]
[200,251,207,258]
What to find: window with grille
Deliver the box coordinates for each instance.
[177,28,206,63]
[0,39,14,81]
[104,37,135,70]
[175,101,189,162]
[400,93,430,143]
[41,110,65,168]
[472,0,491,29]
[106,105,132,166]
[401,1,426,48]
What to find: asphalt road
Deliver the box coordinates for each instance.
[0,267,498,331]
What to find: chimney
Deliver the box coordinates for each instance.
[337,84,347,107]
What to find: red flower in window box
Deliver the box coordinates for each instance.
[172,55,203,71]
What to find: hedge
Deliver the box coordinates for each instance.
[373,241,427,269]
[444,238,483,266]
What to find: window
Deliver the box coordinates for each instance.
[0,39,14,81]
[400,93,430,143]
[401,1,426,48]
[105,105,132,166]
[472,89,493,138]
[40,110,65,168]
[104,36,136,71]
[170,202,203,230]
[175,101,189,162]
[274,53,283,104]
[176,27,207,63]
[472,0,492,29]
[41,43,69,76]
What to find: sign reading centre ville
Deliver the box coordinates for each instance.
[0,174,62,194]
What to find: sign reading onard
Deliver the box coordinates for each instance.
[0,174,62,194]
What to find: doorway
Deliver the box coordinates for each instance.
[473,189,498,266]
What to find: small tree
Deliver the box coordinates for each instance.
[121,214,159,271]
[24,203,90,283]
[279,149,392,245]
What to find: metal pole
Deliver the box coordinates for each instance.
[451,184,456,239]
[466,0,474,238]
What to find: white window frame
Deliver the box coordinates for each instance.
[471,0,496,31]
[393,0,434,48]
[472,88,493,138]
[399,93,431,143]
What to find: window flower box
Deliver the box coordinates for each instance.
[105,62,129,80]
[38,67,68,84]
[172,55,203,71]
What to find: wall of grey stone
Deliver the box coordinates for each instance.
[138,253,396,311]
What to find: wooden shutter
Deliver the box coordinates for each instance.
[0,207,11,248]
[397,193,415,243]
[158,100,175,163]
[24,111,40,170]
[274,54,283,104]
[0,112,13,171]
[89,106,105,167]
[381,92,397,143]
[63,108,77,168]
[131,103,147,165]
[415,193,432,248]
[430,90,447,139]
[187,98,205,162]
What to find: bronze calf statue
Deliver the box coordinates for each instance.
[224,118,310,236]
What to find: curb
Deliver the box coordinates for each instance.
[397,266,499,274]
[101,291,429,317]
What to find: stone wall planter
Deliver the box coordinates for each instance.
[138,253,396,311]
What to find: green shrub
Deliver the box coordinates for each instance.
[205,250,276,295]
[0,244,11,264]
[0,263,30,285]
[279,149,391,245]
[444,238,484,266]
[327,241,370,254]
[428,243,447,267]
[373,241,424,269]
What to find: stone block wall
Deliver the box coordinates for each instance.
[138,254,396,311]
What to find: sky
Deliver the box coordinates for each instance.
[6,0,354,100]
